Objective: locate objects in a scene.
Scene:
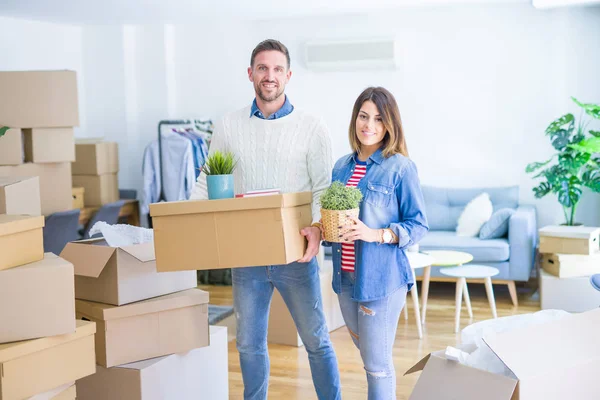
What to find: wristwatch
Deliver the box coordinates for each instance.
[382,229,393,244]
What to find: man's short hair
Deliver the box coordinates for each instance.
[250,39,291,69]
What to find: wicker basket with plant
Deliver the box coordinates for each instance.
[320,181,363,243]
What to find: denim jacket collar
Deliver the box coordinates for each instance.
[348,148,385,166]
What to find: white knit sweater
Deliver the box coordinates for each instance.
[189,106,333,223]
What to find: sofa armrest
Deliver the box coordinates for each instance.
[508,205,537,281]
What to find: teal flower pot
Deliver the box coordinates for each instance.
[207,174,235,200]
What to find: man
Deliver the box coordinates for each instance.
[190,39,341,400]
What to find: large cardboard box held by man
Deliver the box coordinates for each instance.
[60,238,197,306]
[77,326,228,400]
[75,289,209,367]
[0,214,44,271]
[0,70,79,128]
[0,163,73,215]
[0,253,75,344]
[0,176,41,216]
[149,192,312,272]
[405,308,600,400]
[0,320,95,400]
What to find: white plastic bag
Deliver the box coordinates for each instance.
[88,221,154,247]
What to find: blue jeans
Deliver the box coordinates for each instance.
[232,258,341,400]
[338,271,407,400]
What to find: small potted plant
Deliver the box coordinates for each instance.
[201,150,237,200]
[320,181,363,242]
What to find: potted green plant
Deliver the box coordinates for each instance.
[526,97,600,226]
[320,181,363,242]
[201,150,237,200]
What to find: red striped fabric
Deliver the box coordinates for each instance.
[341,164,366,272]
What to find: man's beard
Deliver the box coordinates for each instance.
[255,81,284,103]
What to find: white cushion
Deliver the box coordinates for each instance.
[456,193,493,237]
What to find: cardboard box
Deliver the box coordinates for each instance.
[540,252,600,278]
[0,176,41,216]
[75,289,209,368]
[0,129,23,165]
[268,268,345,347]
[406,308,600,400]
[0,320,96,400]
[0,214,44,272]
[27,383,75,400]
[0,70,79,128]
[0,253,75,344]
[72,187,84,209]
[149,192,312,272]
[540,269,600,312]
[77,325,228,400]
[539,225,600,255]
[72,141,119,175]
[23,128,75,163]
[0,162,73,215]
[71,174,118,207]
[60,238,197,306]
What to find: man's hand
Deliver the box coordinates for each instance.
[298,226,321,263]
[341,215,380,243]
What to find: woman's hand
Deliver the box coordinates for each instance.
[340,215,380,243]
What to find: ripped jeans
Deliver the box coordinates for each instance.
[232,259,341,400]
[338,271,407,400]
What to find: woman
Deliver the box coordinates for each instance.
[324,87,428,399]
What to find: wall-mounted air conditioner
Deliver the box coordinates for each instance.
[303,38,400,71]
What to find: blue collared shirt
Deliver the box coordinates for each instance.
[250,96,294,120]
[326,148,429,302]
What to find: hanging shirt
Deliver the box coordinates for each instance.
[141,132,195,215]
[341,160,367,272]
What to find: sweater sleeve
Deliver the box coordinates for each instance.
[307,118,333,224]
[189,118,226,201]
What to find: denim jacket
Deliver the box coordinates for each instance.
[325,149,429,302]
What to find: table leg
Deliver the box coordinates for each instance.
[463,281,473,319]
[410,282,423,339]
[421,265,431,325]
[403,304,409,320]
[455,277,465,333]
[485,277,498,319]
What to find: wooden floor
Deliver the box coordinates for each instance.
[199,280,540,400]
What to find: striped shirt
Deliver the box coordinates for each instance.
[341,161,367,272]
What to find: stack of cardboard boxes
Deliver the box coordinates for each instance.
[0,182,96,400]
[0,70,77,216]
[539,225,600,312]
[71,140,119,207]
[59,236,228,399]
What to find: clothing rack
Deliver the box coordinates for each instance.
[157,119,213,202]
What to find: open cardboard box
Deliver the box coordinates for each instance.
[149,192,312,272]
[406,308,600,400]
[60,238,197,306]
[76,289,209,368]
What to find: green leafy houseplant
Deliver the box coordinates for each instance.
[0,126,9,138]
[201,150,237,176]
[526,97,600,226]
[320,181,363,242]
[320,181,363,210]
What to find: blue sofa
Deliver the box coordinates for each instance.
[417,185,537,284]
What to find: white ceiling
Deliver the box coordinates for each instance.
[0,0,534,24]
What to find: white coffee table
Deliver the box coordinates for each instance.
[440,264,499,333]
[405,252,436,339]
[420,250,474,324]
